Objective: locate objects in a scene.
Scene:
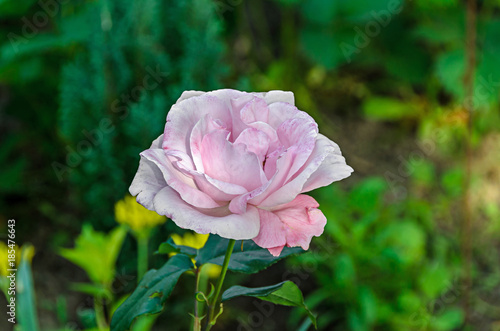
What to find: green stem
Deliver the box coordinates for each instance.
[193,268,201,331]
[137,235,149,282]
[205,239,236,331]
[94,297,107,330]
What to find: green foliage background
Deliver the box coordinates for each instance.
[1,0,499,330]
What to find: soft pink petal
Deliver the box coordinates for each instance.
[249,148,296,206]
[176,89,294,107]
[177,89,248,104]
[267,102,303,129]
[229,96,253,138]
[248,121,280,153]
[229,94,280,140]
[263,146,284,179]
[252,209,287,249]
[234,128,270,162]
[129,135,167,210]
[277,117,318,148]
[277,116,318,182]
[201,130,266,191]
[141,149,220,208]
[153,186,260,240]
[163,94,231,153]
[228,177,274,214]
[248,111,319,204]
[267,246,285,257]
[240,97,269,124]
[189,114,226,172]
[262,90,295,106]
[252,195,327,255]
[176,90,205,103]
[202,176,248,196]
[301,134,354,192]
[208,89,250,101]
[258,134,351,208]
[273,195,326,250]
[166,149,246,202]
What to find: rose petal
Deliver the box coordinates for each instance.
[248,108,320,204]
[153,186,260,240]
[208,89,250,101]
[190,114,225,172]
[229,96,254,138]
[273,195,326,250]
[141,149,220,208]
[201,130,266,191]
[267,102,302,129]
[166,149,246,202]
[262,90,295,106]
[252,195,326,255]
[258,134,350,208]
[129,135,167,210]
[176,90,205,103]
[163,94,231,153]
[234,128,270,162]
[267,246,285,257]
[263,146,284,179]
[301,135,354,192]
[176,89,294,107]
[277,116,318,182]
[252,209,287,249]
[228,176,274,214]
[249,147,296,206]
[240,97,269,124]
[177,89,247,104]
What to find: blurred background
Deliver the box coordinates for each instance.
[1,0,500,330]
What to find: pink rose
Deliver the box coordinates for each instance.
[130,89,353,256]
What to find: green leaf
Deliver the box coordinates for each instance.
[156,238,197,257]
[333,253,356,287]
[358,286,377,324]
[17,245,40,331]
[412,10,464,46]
[376,221,426,265]
[435,49,465,99]
[222,281,316,328]
[131,314,158,331]
[418,264,451,298]
[110,254,194,331]
[59,225,127,286]
[441,167,464,197]
[348,177,387,213]
[196,235,304,274]
[362,97,421,121]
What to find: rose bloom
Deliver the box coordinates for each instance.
[130,89,353,256]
